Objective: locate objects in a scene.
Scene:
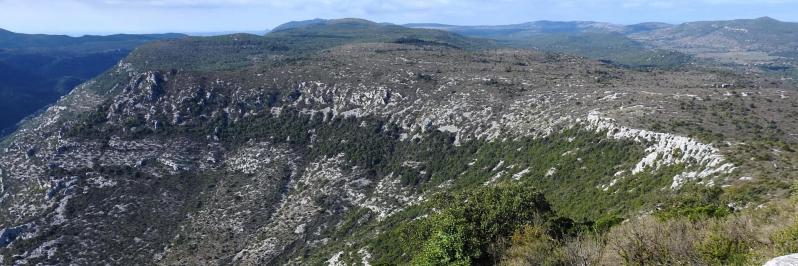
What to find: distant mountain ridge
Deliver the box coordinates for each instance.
[0,29,184,52]
[0,29,185,134]
[406,20,690,68]
[629,17,798,55]
[405,20,630,37]
[404,17,798,47]
[623,22,673,34]
[123,18,496,72]
[407,17,798,73]
[271,18,398,32]
[271,18,330,31]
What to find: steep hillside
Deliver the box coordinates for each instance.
[0,21,797,265]
[0,29,185,134]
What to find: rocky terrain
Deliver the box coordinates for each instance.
[0,19,797,265]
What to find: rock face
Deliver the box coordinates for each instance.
[0,38,794,264]
[585,111,735,189]
[765,253,798,266]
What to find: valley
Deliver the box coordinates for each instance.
[0,18,797,265]
[0,29,184,134]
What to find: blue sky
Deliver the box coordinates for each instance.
[1,0,797,35]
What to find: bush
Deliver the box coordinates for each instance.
[411,215,474,266]
[606,216,703,265]
[697,231,749,265]
[593,214,624,233]
[560,234,606,266]
[500,224,562,266]
[656,186,732,221]
[771,221,798,254]
[791,181,798,200]
[376,182,554,265]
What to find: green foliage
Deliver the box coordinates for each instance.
[771,221,798,254]
[662,205,732,221]
[723,177,793,204]
[791,181,798,200]
[697,227,753,265]
[411,216,474,266]
[372,183,553,265]
[502,224,563,265]
[656,186,733,221]
[593,214,624,233]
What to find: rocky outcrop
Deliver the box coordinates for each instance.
[584,111,735,189]
[765,254,798,266]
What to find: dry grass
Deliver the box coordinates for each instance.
[499,197,798,265]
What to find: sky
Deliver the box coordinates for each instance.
[0,0,797,35]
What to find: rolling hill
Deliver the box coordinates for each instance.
[629,17,798,56]
[406,20,692,68]
[628,17,798,83]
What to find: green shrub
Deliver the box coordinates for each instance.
[790,181,798,200]
[594,214,624,233]
[656,186,732,221]
[771,221,798,254]
[698,229,752,265]
[411,215,474,266]
[501,224,563,266]
[373,183,553,264]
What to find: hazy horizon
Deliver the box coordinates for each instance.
[3,16,798,36]
[1,0,797,36]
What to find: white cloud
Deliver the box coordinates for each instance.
[543,0,798,8]
[59,0,798,7]
[61,0,460,9]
